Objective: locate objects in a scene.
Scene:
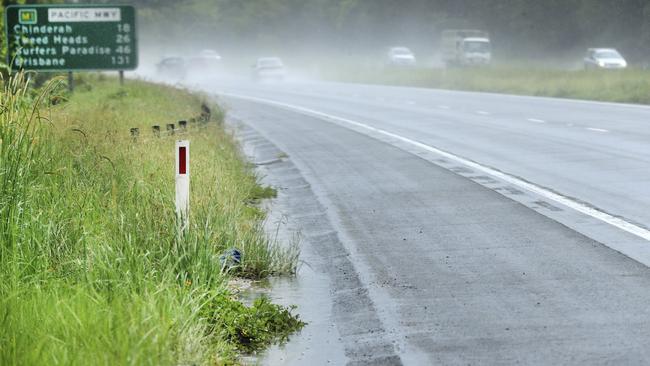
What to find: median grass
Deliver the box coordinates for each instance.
[0,73,302,365]
[323,65,650,104]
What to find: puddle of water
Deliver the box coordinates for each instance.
[235,123,347,365]
[241,266,347,365]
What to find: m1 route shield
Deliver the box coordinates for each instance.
[5,4,137,71]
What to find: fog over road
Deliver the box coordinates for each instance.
[196,77,650,364]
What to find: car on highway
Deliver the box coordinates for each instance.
[386,47,417,67]
[156,56,187,80]
[192,49,222,67]
[252,57,286,81]
[187,49,222,76]
[441,30,492,67]
[198,49,222,62]
[584,48,627,70]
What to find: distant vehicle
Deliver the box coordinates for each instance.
[441,29,492,67]
[156,57,186,79]
[198,49,222,61]
[386,47,416,67]
[253,57,286,81]
[584,48,627,70]
[188,49,222,74]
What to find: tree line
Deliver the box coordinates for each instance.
[3,0,650,62]
[122,0,650,61]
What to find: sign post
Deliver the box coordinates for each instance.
[67,71,74,92]
[175,140,190,232]
[5,4,138,73]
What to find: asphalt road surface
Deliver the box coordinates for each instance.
[198,78,650,365]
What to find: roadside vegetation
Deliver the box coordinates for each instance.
[323,65,650,104]
[0,72,302,365]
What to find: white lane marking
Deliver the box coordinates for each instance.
[405,100,417,105]
[219,92,650,243]
[527,118,546,123]
[587,127,609,133]
[476,110,491,115]
[437,105,451,110]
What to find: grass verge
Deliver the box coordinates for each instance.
[0,73,302,365]
[323,65,650,104]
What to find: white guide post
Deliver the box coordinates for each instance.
[175,140,190,232]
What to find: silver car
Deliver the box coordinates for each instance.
[584,48,627,70]
[253,57,286,81]
[387,47,416,67]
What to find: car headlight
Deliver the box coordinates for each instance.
[598,60,606,67]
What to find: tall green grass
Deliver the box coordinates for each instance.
[324,65,650,104]
[0,73,301,365]
[0,72,49,280]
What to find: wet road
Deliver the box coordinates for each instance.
[211,80,650,240]
[201,78,650,364]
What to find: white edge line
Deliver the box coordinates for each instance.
[476,110,490,115]
[527,118,546,123]
[587,127,609,133]
[219,92,650,243]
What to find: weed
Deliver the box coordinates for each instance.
[249,184,278,201]
[204,291,306,353]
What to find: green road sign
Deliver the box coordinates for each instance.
[5,4,138,72]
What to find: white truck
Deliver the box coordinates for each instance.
[441,30,492,67]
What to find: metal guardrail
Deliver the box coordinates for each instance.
[129,103,213,141]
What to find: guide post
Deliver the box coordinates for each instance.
[175,140,190,233]
[4,5,138,74]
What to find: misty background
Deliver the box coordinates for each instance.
[3,0,650,68]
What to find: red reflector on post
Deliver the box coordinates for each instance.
[179,146,187,174]
[175,140,190,232]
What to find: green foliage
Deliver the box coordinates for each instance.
[0,72,50,270]
[124,0,650,61]
[249,184,278,202]
[0,73,300,365]
[324,65,650,105]
[1,283,218,366]
[204,291,306,353]
[4,1,650,60]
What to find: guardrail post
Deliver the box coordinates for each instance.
[129,127,139,142]
[68,72,74,92]
[201,103,211,122]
